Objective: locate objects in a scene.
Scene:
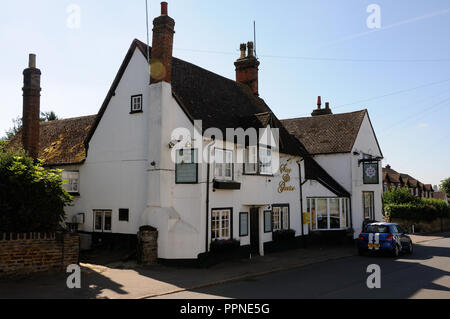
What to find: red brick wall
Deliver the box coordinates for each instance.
[0,233,79,278]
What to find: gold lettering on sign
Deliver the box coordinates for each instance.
[278,164,296,193]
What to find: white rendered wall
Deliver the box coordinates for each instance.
[351,114,383,237]
[65,48,150,236]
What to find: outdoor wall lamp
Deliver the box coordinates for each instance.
[168,139,181,149]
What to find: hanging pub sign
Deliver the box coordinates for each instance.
[363,162,379,185]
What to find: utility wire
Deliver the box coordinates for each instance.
[333,78,450,110]
[174,47,450,63]
[381,96,450,135]
[292,80,450,118]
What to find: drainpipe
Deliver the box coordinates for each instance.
[205,141,215,253]
[298,159,305,248]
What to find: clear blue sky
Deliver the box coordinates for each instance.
[1,0,449,187]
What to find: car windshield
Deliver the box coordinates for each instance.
[365,225,391,233]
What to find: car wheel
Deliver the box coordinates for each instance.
[392,245,400,258]
[408,242,413,255]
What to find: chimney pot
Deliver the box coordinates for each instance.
[161,2,168,15]
[239,43,246,59]
[325,102,330,110]
[151,1,175,84]
[317,96,322,110]
[29,54,36,68]
[247,41,254,57]
[234,41,260,96]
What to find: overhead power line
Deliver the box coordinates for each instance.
[334,77,450,110]
[174,47,450,63]
[381,95,450,135]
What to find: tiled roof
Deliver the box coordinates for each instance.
[400,174,418,187]
[86,39,350,197]
[9,39,350,197]
[8,115,96,166]
[383,167,401,183]
[281,110,368,155]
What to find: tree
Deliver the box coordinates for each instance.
[383,187,419,205]
[440,178,450,197]
[40,111,60,122]
[3,111,60,141]
[0,148,72,233]
[4,116,22,140]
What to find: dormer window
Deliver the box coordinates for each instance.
[130,94,143,113]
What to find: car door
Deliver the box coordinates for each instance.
[393,225,408,249]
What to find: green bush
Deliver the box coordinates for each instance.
[383,187,419,205]
[385,204,440,222]
[0,149,72,233]
[422,198,450,218]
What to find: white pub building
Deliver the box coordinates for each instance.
[11,2,384,264]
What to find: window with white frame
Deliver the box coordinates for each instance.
[363,192,375,220]
[214,149,233,180]
[131,95,143,113]
[259,146,272,175]
[272,205,289,231]
[307,198,350,231]
[244,145,258,174]
[211,209,231,240]
[62,171,79,194]
[94,210,112,233]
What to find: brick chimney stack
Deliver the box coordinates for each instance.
[22,54,41,159]
[312,96,333,116]
[150,2,175,84]
[235,41,260,96]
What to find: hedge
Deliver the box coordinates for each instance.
[422,198,450,218]
[385,203,447,222]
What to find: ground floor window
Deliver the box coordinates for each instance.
[272,205,290,231]
[94,210,112,232]
[363,192,375,220]
[307,198,350,231]
[211,209,231,240]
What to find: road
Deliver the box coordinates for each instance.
[153,237,450,299]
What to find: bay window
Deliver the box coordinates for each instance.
[307,198,350,231]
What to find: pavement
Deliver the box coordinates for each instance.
[0,232,448,299]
